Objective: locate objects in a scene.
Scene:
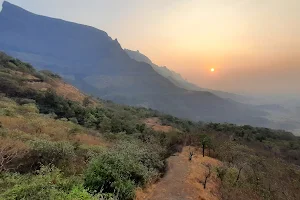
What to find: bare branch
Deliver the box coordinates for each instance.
[0,138,28,172]
[199,163,212,189]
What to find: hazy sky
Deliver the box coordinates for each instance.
[1,0,300,95]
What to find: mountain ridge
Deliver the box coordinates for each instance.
[124,49,250,103]
[124,49,200,90]
[0,1,268,126]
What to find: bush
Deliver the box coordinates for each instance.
[84,151,136,199]
[0,166,98,200]
[0,76,23,97]
[35,90,75,119]
[18,103,39,114]
[15,98,36,105]
[78,145,106,160]
[84,141,165,199]
[84,113,98,128]
[99,117,112,132]
[28,140,75,168]
[69,117,79,124]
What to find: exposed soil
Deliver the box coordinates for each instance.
[136,147,221,200]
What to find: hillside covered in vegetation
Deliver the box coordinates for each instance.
[0,52,299,200]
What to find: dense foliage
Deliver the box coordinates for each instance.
[0,166,99,200]
[84,141,165,199]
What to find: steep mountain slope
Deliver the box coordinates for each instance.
[0,1,267,125]
[125,49,204,91]
[124,49,249,103]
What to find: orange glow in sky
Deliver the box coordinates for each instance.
[9,0,300,95]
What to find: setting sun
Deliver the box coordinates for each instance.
[210,68,215,72]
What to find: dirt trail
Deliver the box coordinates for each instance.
[136,147,221,200]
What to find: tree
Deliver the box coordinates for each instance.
[83,97,92,107]
[217,142,253,186]
[136,123,146,133]
[200,163,212,189]
[99,117,111,132]
[216,166,227,182]
[199,135,212,157]
[84,113,98,128]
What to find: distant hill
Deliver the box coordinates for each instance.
[0,1,268,126]
[256,104,290,113]
[124,49,202,91]
[125,49,249,102]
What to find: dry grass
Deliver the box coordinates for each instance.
[0,97,107,147]
[135,185,157,200]
[0,138,29,171]
[73,134,108,146]
[10,71,40,81]
[0,116,107,148]
[0,116,69,139]
[53,80,87,103]
[26,81,51,92]
[143,117,175,133]
[186,148,222,200]
[26,78,99,106]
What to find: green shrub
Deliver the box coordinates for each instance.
[84,141,165,199]
[99,117,112,132]
[78,145,106,160]
[0,76,23,98]
[0,166,98,200]
[69,117,79,124]
[113,141,165,174]
[18,103,39,114]
[35,90,76,119]
[65,185,101,200]
[84,113,98,128]
[29,140,75,167]
[84,151,136,200]
[15,98,36,105]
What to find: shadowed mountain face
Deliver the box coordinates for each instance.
[124,49,249,103]
[0,1,267,125]
[124,49,202,91]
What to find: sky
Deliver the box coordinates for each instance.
[1,0,300,96]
